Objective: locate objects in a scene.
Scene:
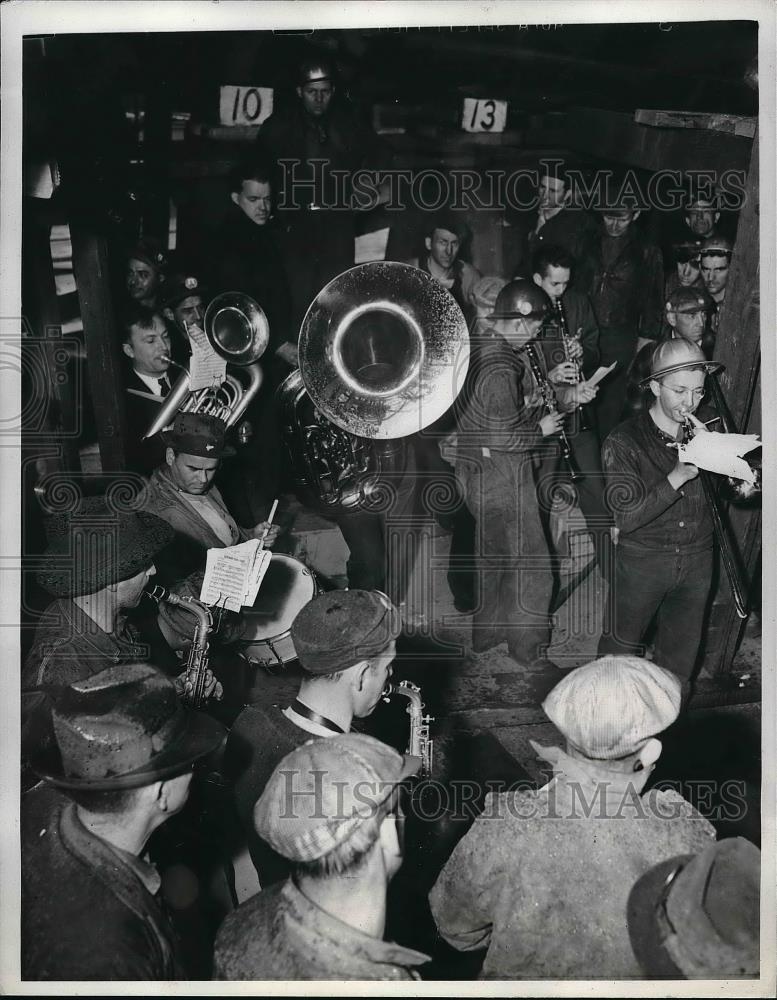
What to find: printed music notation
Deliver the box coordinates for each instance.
[187,324,228,390]
[199,539,271,613]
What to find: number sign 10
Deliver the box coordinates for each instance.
[461,98,508,134]
[219,86,274,127]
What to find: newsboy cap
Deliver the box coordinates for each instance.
[627,837,760,978]
[291,589,401,675]
[29,662,225,791]
[254,733,419,863]
[542,656,682,759]
[36,497,174,598]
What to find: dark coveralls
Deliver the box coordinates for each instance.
[578,224,664,440]
[537,288,614,580]
[598,409,714,680]
[454,329,555,664]
[507,205,596,280]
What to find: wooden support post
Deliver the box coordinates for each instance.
[69,223,128,473]
[699,129,761,680]
[143,67,173,248]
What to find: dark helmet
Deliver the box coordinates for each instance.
[487,279,550,321]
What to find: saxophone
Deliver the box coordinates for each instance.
[145,584,214,708]
[382,680,434,777]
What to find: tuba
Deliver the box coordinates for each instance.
[145,291,270,440]
[277,262,470,510]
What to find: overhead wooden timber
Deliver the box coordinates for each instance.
[634,109,757,138]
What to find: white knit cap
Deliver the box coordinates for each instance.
[542,656,682,759]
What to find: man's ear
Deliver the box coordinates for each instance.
[632,209,642,222]
[649,378,661,400]
[424,236,432,253]
[666,307,678,329]
[162,308,174,324]
[634,737,662,773]
[532,272,543,288]
[230,191,240,207]
[714,210,721,224]
[296,86,303,100]
[165,447,176,468]
[356,660,372,691]
[122,341,134,360]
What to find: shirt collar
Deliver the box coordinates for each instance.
[134,370,169,395]
[282,879,430,970]
[63,803,162,896]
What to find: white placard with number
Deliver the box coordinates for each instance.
[219,85,274,127]
[461,98,508,134]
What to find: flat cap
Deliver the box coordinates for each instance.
[254,733,419,862]
[291,589,401,675]
[161,272,207,310]
[542,655,682,759]
[163,411,234,458]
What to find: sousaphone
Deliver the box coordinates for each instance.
[278,262,470,509]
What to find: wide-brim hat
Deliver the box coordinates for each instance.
[638,338,724,387]
[627,838,760,978]
[36,500,175,598]
[27,664,226,791]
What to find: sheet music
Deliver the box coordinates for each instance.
[199,539,271,611]
[187,324,228,390]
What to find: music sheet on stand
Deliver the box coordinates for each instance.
[187,324,228,390]
[199,539,271,612]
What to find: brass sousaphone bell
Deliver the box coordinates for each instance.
[278,262,470,509]
[145,291,271,440]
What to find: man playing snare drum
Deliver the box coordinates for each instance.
[137,410,280,648]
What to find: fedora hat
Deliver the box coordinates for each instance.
[627,837,760,978]
[28,663,225,791]
[36,498,174,598]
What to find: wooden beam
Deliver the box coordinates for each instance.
[564,107,752,175]
[634,109,757,138]
[69,224,127,473]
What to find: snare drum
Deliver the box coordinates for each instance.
[241,553,318,671]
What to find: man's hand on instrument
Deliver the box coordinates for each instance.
[548,361,579,385]
[275,341,299,368]
[175,667,224,702]
[566,337,584,361]
[539,411,566,437]
[570,382,598,406]
[667,457,699,490]
[251,521,281,547]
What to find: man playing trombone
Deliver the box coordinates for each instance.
[598,339,722,691]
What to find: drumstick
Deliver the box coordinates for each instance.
[258,499,279,549]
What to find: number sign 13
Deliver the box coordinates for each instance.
[219,85,274,127]
[461,98,508,134]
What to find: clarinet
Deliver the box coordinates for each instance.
[382,680,434,777]
[523,341,581,481]
[553,298,590,432]
[145,584,214,708]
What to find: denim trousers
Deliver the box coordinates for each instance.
[598,543,713,680]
